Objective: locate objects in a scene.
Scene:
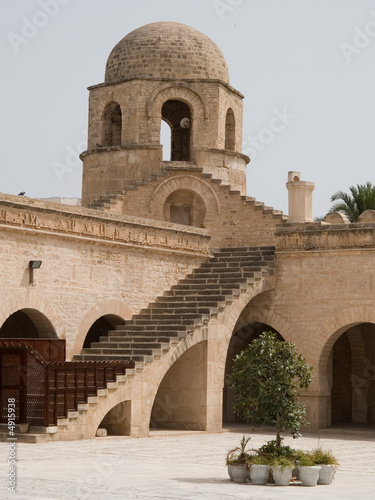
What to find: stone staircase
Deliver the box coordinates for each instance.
[86,164,286,220]
[73,246,275,364]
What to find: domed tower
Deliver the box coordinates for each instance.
[81,22,249,207]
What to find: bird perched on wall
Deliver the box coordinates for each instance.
[96,143,102,148]
[18,191,25,196]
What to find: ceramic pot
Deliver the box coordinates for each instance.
[250,464,270,485]
[299,465,321,486]
[231,464,249,483]
[227,464,234,481]
[317,464,335,485]
[271,465,293,486]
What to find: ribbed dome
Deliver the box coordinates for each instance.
[105,22,229,84]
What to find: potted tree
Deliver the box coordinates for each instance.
[226,331,313,449]
[309,446,339,485]
[226,435,251,483]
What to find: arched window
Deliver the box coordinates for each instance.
[225,108,235,151]
[102,101,122,146]
[161,100,191,161]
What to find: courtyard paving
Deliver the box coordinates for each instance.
[1,428,375,499]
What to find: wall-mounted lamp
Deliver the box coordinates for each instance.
[29,260,42,285]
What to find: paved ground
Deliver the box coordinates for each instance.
[1,428,375,499]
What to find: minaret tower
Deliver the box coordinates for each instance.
[81,22,249,207]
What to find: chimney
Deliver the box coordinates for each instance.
[286,171,314,223]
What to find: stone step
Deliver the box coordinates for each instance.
[213,247,274,256]
[103,334,173,344]
[113,329,189,338]
[118,324,189,332]
[148,301,222,310]
[90,341,164,350]
[123,317,201,326]
[0,431,48,444]
[128,312,207,322]
[201,255,265,263]
[163,288,240,298]
[109,329,183,338]
[181,276,256,285]
[170,283,244,291]
[74,354,149,363]
[200,260,263,268]
[81,348,155,356]
[155,294,226,304]
[191,265,265,274]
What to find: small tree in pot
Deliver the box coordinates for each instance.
[226,331,312,448]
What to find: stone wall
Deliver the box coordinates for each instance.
[0,194,210,358]
[100,168,284,248]
[82,78,247,204]
[232,222,375,429]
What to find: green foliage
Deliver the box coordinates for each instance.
[309,446,339,466]
[226,435,252,465]
[329,182,375,222]
[226,332,312,446]
[270,456,295,469]
[297,454,316,466]
[247,453,270,466]
[259,439,296,459]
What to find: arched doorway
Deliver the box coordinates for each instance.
[330,323,375,427]
[223,322,283,423]
[150,341,207,430]
[163,189,206,227]
[0,309,57,338]
[98,400,131,436]
[83,314,125,348]
[161,100,191,161]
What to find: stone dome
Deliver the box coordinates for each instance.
[105,22,229,84]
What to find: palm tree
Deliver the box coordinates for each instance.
[329,182,375,222]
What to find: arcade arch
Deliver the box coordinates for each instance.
[83,314,125,348]
[0,309,57,338]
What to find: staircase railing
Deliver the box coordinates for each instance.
[0,342,134,427]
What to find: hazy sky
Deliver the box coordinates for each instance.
[2,0,375,217]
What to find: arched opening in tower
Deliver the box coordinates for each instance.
[161,100,191,161]
[225,108,235,151]
[102,101,122,147]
